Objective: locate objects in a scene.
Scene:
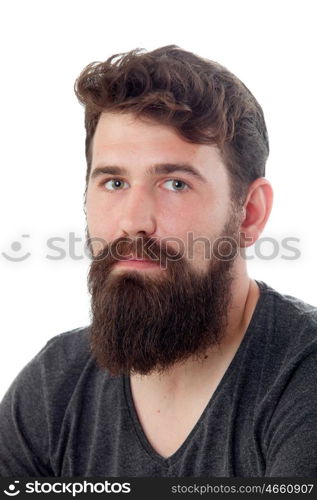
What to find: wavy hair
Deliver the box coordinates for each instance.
[75,45,269,205]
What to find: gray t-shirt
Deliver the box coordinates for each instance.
[0,280,317,477]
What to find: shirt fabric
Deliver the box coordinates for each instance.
[0,280,317,477]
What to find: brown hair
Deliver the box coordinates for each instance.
[74,45,269,205]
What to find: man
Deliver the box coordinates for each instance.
[0,45,316,477]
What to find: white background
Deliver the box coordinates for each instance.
[0,0,316,399]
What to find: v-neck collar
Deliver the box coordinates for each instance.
[123,280,269,467]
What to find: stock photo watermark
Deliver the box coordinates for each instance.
[1,232,301,266]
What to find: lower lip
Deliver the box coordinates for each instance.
[115,260,160,269]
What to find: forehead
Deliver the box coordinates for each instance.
[91,112,230,188]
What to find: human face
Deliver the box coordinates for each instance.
[85,112,234,273]
[85,112,242,375]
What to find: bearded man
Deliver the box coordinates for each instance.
[0,45,316,477]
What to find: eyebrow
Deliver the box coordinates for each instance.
[90,163,208,184]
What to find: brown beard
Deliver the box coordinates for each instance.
[87,215,240,376]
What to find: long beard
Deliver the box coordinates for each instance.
[87,218,240,376]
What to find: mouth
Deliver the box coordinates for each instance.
[121,253,156,262]
[114,255,160,269]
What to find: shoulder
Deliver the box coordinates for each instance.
[34,326,92,370]
[256,280,317,351]
[246,281,317,395]
[3,326,99,404]
[0,326,97,476]
[257,280,317,319]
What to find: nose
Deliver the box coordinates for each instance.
[119,185,157,237]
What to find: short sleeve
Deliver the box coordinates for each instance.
[264,349,317,476]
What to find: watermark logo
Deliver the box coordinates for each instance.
[1,232,301,265]
[2,480,131,496]
[3,481,20,496]
[2,235,31,262]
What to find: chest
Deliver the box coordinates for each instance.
[130,378,221,458]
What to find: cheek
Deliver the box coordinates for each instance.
[160,208,215,263]
[180,207,229,264]
[87,212,117,244]
[85,195,118,250]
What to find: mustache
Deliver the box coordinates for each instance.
[87,235,196,303]
[88,235,184,269]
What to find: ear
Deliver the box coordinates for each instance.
[239,178,273,248]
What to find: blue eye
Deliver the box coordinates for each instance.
[164,179,189,192]
[104,179,128,191]
[102,178,190,192]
